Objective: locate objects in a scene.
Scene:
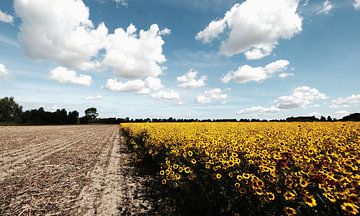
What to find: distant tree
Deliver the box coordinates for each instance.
[68,111,79,124]
[320,116,326,121]
[327,116,333,122]
[85,107,98,120]
[0,97,23,122]
[341,113,360,121]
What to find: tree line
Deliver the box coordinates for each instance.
[0,97,100,125]
[0,97,359,125]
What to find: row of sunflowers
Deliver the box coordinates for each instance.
[121,122,360,215]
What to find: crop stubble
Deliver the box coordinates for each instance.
[0,125,152,216]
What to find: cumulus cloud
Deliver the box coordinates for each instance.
[237,86,327,116]
[222,59,289,84]
[0,64,9,77]
[317,0,333,15]
[276,86,328,109]
[330,94,360,108]
[196,0,302,59]
[105,77,163,94]
[49,67,92,86]
[278,72,294,78]
[354,0,360,9]
[114,0,128,7]
[195,19,226,43]
[334,111,350,118]
[103,24,168,79]
[237,106,280,115]
[196,88,227,104]
[14,0,108,70]
[151,90,182,104]
[0,10,14,23]
[85,95,104,100]
[177,69,207,88]
[14,0,169,79]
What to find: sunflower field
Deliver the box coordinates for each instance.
[121,122,360,215]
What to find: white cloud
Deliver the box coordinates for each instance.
[85,95,104,100]
[0,10,14,23]
[354,0,360,9]
[276,86,328,109]
[151,90,182,104]
[237,86,328,116]
[0,64,9,77]
[160,28,171,35]
[196,88,227,104]
[49,67,92,86]
[177,69,207,88]
[14,0,108,70]
[334,111,350,118]
[221,72,234,84]
[105,77,164,94]
[317,0,333,15]
[14,0,169,77]
[331,94,360,108]
[237,106,280,115]
[114,0,128,7]
[278,72,294,78]
[103,24,168,79]
[144,77,164,91]
[196,0,302,59]
[195,19,226,43]
[222,59,289,84]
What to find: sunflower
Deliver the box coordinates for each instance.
[242,173,251,179]
[254,188,264,196]
[303,194,317,207]
[188,150,193,157]
[266,192,276,201]
[191,158,197,164]
[284,191,296,201]
[284,207,297,215]
[299,178,309,188]
[256,179,265,188]
[216,173,222,180]
[323,193,336,203]
[341,202,359,215]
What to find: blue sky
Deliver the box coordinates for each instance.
[0,0,359,119]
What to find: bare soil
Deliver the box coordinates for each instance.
[0,125,153,216]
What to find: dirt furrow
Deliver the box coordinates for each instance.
[0,125,117,215]
[73,129,121,215]
[0,128,109,181]
[0,126,98,156]
[0,126,97,153]
[96,132,123,216]
[0,127,94,159]
[0,139,81,181]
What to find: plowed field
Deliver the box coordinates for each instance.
[0,125,152,216]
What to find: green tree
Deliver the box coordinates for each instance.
[85,107,98,120]
[0,97,23,122]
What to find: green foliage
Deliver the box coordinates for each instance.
[85,107,98,120]
[0,97,23,122]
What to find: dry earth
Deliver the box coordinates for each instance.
[0,125,153,216]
